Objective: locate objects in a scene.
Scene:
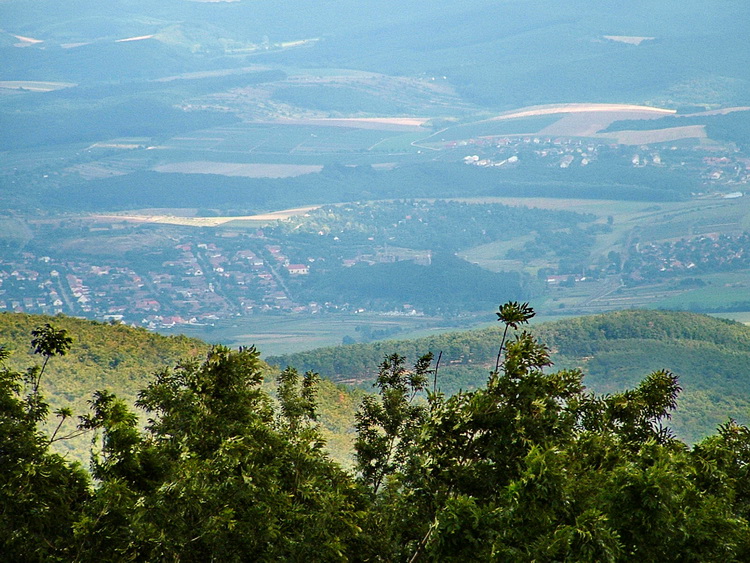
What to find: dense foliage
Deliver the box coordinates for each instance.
[5,305,750,560]
[0,312,363,464]
[270,309,750,443]
[301,253,527,314]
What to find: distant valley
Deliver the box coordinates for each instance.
[2,0,750,351]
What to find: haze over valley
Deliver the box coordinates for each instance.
[1,0,749,354]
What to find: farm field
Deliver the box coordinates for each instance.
[94,205,321,227]
[652,272,750,312]
[416,115,563,144]
[714,312,750,324]
[160,122,423,156]
[457,196,750,270]
[0,80,76,92]
[410,104,716,147]
[458,235,540,273]
[164,312,474,357]
[152,161,322,178]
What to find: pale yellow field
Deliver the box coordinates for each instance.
[603,35,655,46]
[478,102,718,143]
[273,117,427,131]
[12,34,43,45]
[491,103,674,121]
[115,35,155,43]
[94,205,321,227]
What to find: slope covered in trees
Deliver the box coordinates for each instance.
[269,309,750,443]
[0,313,360,462]
[4,303,750,560]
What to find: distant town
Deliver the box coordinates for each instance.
[0,224,433,329]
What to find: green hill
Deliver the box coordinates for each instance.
[7,308,750,462]
[269,309,750,443]
[0,313,360,463]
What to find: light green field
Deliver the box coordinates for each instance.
[0,217,32,249]
[458,234,540,272]
[653,272,750,311]
[163,313,478,357]
[368,131,427,152]
[416,115,563,144]
[713,312,750,324]
[0,80,76,92]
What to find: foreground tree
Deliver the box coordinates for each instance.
[76,346,363,562]
[5,308,750,561]
[356,304,750,561]
[0,329,89,562]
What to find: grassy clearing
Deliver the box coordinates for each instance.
[0,218,32,250]
[368,131,426,152]
[604,125,707,145]
[0,80,76,92]
[458,235,539,272]
[163,122,415,156]
[712,312,750,324]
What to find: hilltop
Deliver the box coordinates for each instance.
[269,309,750,443]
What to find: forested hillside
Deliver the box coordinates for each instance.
[269,309,750,443]
[0,313,360,462]
[5,303,750,560]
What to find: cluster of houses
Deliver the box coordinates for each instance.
[0,238,319,328]
[627,232,750,280]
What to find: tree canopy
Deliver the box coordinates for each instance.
[3,308,750,560]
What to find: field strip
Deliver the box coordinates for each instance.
[93,205,321,227]
[490,103,675,121]
[152,161,323,178]
[115,35,155,43]
[12,34,43,45]
[269,117,428,130]
[603,36,655,45]
[0,80,76,92]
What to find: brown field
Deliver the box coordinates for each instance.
[152,161,323,178]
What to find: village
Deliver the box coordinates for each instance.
[0,235,324,328]
[626,231,750,282]
[0,224,436,328]
[460,134,750,189]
